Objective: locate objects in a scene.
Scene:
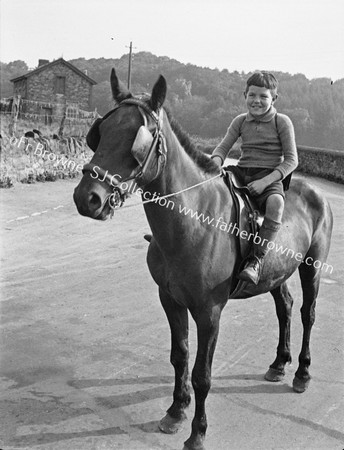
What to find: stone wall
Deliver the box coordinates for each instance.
[13,79,27,98]
[0,128,92,187]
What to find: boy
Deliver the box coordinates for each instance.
[212,71,298,284]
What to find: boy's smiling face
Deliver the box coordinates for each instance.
[245,85,276,118]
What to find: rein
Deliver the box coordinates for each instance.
[113,172,223,212]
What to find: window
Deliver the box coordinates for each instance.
[55,76,66,94]
[66,105,78,119]
[43,107,53,125]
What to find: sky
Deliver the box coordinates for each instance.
[1,0,343,81]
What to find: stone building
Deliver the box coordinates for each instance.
[10,58,97,124]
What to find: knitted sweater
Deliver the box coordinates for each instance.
[212,106,298,179]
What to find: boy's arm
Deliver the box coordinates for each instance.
[274,114,298,179]
[211,115,242,165]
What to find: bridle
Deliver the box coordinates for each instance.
[82,98,167,212]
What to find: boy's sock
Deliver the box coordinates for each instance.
[254,217,282,258]
[239,217,281,284]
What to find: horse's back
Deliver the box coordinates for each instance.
[287,176,333,263]
[285,176,332,231]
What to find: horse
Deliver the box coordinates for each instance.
[73,69,333,450]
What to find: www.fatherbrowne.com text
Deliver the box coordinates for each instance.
[90,167,334,274]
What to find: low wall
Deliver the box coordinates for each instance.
[200,140,344,184]
[296,145,344,184]
[0,114,95,187]
[0,132,92,188]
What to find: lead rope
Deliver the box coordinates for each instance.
[110,171,223,212]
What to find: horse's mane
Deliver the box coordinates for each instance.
[128,94,219,174]
[163,107,219,174]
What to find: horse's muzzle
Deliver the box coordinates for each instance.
[73,177,112,220]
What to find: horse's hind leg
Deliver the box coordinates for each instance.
[158,288,191,434]
[294,261,321,393]
[265,283,293,382]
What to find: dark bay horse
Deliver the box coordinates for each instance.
[73,69,333,450]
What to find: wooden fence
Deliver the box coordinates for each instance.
[0,96,100,138]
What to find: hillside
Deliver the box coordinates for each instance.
[1,53,344,149]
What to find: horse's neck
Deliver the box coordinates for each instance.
[145,120,211,207]
[156,116,214,190]
[142,119,232,251]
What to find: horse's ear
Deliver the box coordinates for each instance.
[150,75,167,112]
[110,68,132,103]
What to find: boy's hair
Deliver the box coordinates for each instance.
[245,71,278,98]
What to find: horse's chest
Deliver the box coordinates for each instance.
[147,243,212,305]
[155,263,201,305]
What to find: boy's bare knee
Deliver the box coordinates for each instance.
[265,194,284,220]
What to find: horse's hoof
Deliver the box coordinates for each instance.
[264,367,285,382]
[293,376,311,393]
[183,436,205,450]
[159,412,186,434]
[183,445,205,450]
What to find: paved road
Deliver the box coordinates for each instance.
[0,174,343,450]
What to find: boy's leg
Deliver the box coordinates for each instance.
[265,193,284,223]
[238,194,284,284]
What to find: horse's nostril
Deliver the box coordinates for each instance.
[88,192,102,211]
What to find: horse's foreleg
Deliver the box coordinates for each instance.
[184,304,223,450]
[265,283,293,382]
[294,263,320,393]
[159,288,191,434]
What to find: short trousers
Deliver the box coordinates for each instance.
[226,165,285,211]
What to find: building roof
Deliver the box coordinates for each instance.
[10,58,97,85]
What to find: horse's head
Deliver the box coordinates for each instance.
[73,68,167,220]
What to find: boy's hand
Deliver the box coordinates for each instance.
[247,179,269,196]
[212,156,223,167]
[247,170,282,195]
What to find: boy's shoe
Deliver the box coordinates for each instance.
[238,255,263,285]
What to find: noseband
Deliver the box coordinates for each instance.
[82,98,167,212]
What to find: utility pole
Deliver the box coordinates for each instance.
[127,41,133,90]
[112,38,135,90]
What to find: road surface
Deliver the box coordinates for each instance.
[0,173,343,449]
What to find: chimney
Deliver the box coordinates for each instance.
[38,59,49,67]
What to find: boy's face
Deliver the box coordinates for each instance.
[245,85,276,118]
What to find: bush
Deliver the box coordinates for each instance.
[0,176,14,188]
